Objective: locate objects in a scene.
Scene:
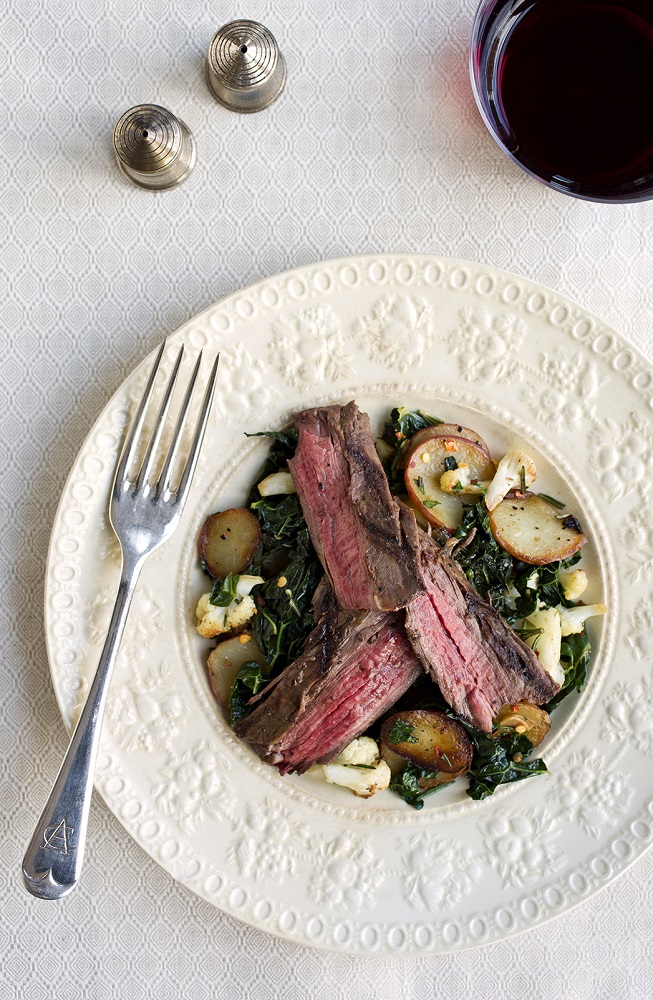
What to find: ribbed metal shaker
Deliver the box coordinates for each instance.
[113,104,196,190]
[207,20,286,113]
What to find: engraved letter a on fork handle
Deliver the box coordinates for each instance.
[22,555,144,899]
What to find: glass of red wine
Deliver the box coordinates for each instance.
[470,0,653,202]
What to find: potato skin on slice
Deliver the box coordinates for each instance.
[404,434,496,532]
[379,742,411,779]
[403,422,491,459]
[199,508,262,578]
[380,709,473,774]
[380,731,466,789]
[207,635,268,709]
[488,492,587,565]
[415,770,466,791]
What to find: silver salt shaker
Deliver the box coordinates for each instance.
[113,104,196,190]
[206,20,286,113]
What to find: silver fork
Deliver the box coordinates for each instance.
[22,341,219,900]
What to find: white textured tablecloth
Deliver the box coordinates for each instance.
[3,0,652,996]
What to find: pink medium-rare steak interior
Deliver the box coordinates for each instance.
[405,536,560,731]
[288,402,421,612]
[234,585,423,774]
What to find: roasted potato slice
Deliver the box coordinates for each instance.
[404,434,496,532]
[403,422,491,459]
[199,507,262,578]
[381,757,464,790]
[380,742,410,779]
[415,770,466,791]
[488,492,587,565]
[380,709,473,774]
[207,634,268,709]
[380,723,465,789]
[494,702,551,747]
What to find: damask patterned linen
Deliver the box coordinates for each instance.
[3,0,653,997]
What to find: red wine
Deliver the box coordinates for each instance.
[494,0,653,190]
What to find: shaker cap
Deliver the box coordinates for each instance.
[207,20,286,113]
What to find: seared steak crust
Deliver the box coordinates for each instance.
[405,535,560,731]
[288,402,421,611]
[234,583,423,774]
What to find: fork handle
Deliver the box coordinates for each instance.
[22,552,144,899]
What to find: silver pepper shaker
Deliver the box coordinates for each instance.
[113,104,196,190]
[206,20,287,113]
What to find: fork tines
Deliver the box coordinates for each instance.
[115,342,219,502]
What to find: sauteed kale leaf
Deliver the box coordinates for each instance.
[246,430,321,674]
[453,504,515,613]
[463,725,547,801]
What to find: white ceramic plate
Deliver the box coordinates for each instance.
[45,255,653,954]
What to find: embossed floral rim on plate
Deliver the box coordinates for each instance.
[45,255,653,955]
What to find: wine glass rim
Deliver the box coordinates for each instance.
[468,0,653,203]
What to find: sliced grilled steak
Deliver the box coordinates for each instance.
[234,586,423,774]
[405,535,560,731]
[288,402,421,611]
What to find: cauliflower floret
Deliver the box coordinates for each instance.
[196,594,257,638]
[439,465,488,495]
[558,603,607,636]
[485,449,537,512]
[332,736,380,767]
[320,737,391,797]
[257,470,296,496]
[195,575,264,639]
[195,592,226,637]
[322,760,392,798]
[524,606,564,687]
[557,567,588,602]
